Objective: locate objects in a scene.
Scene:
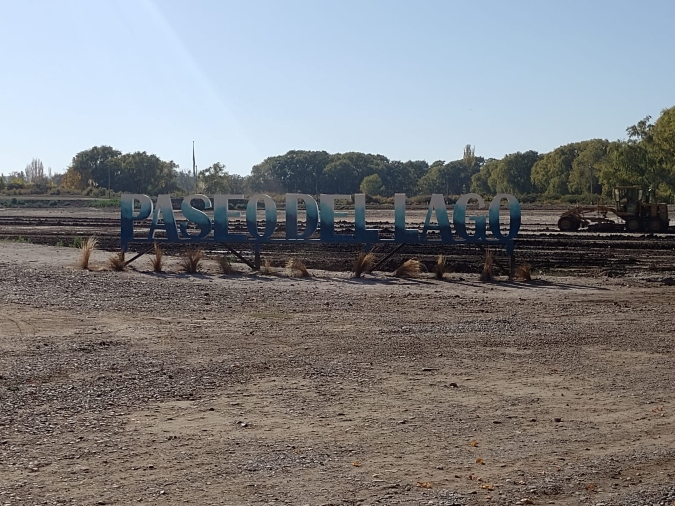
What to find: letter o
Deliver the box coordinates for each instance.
[246,194,277,240]
[488,193,521,240]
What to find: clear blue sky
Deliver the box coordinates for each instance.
[1,0,674,177]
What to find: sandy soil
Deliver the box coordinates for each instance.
[1,242,675,506]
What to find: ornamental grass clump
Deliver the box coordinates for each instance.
[480,248,494,282]
[151,243,164,273]
[393,259,422,278]
[79,236,98,270]
[109,251,126,271]
[515,263,532,281]
[218,255,236,275]
[286,258,310,277]
[261,258,274,275]
[353,252,374,278]
[434,255,447,280]
[180,248,203,274]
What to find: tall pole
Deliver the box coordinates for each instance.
[192,141,198,192]
[589,165,592,195]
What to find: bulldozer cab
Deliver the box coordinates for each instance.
[614,186,642,214]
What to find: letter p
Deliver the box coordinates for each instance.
[121,194,153,251]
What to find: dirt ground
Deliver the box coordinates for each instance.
[1,241,675,506]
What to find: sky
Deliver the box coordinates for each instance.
[1,0,674,177]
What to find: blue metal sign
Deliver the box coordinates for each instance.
[121,193,521,253]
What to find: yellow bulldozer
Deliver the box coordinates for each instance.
[557,186,670,233]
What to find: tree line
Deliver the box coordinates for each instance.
[3,105,674,202]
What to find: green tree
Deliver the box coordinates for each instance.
[321,158,359,194]
[470,159,498,195]
[488,151,541,195]
[416,160,445,194]
[444,158,483,194]
[377,160,427,196]
[65,146,122,191]
[197,162,234,194]
[601,140,652,192]
[568,139,610,194]
[249,150,428,196]
[360,173,385,196]
[462,144,476,171]
[175,170,197,194]
[7,172,27,190]
[338,152,383,183]
[249,155,286,194]
[229,174,247,194]
[284,150,331,193]
[248,150,330,194]
[652,106,675,174]
[625,116,663,187]
[417,147,482,195]
[530,145,577,196]
[116,151,178,194]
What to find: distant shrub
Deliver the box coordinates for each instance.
[559,194,598,205]
[408,195,431,205]
[87,199,120,208]
[364,195,394,205]
[518,193,543,203]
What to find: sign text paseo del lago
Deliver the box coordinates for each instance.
[120,193,521,252]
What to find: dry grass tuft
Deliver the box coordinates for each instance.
[480,248,494,282]
[179,248,203,274]
[353,252,374,278]
[151,243,164,273]
[286,258,310,277]
[109,251,126,271]
[79,236,98,270]
[218,255,236,275]
[261,258,274,275]
[393,259,422,278]
[515,263,532,281]
[434,255,447,280]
